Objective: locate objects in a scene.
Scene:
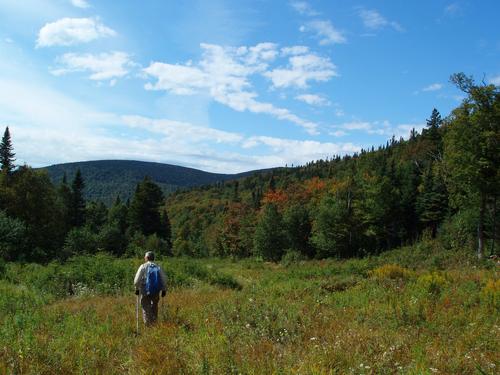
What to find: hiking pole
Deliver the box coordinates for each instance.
[135,293,139,336]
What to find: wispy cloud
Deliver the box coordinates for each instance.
[295,94,330,106]
[264,53,337,89]
[444,3,462,17]
[37,17,116,47]
[289,1,319,16]
[422,83,443,92]
[331,120,425,139]
[358,8,403,32]
[70,0,90,9]
[143,42,327,135]
[301,20,347,45]
[51,51,135,84]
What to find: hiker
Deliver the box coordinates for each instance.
[134,251,167,326]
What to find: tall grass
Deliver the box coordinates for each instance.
[0,242,498,374]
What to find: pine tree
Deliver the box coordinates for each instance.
[58,173,73,234]
[70,169,86,227]
[0,127,16,174]
[417,167,448,237]
[128,176,165,236]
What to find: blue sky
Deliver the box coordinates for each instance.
[0,0,499,173]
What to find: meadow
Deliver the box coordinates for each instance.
[0,240,498,374]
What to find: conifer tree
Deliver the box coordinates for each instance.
[128,176,165,236]
[0,127,16,174]
[70,169,86,227]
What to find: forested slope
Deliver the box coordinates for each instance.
[166,75,499,261]
[43,160,266,205]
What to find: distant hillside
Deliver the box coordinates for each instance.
[42,160,266,205]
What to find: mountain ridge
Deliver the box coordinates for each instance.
[41,159,274,205]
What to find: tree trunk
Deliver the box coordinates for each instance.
[477,194,486,259]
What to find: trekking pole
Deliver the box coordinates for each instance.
[135,294,139,336]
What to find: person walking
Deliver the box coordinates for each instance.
[134,251,167,326]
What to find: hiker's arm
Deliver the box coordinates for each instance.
[133,265,144,290]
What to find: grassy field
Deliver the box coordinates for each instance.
[0,240,498,374]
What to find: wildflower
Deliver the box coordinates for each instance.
[310,337,317,341]
[245,323,250,329]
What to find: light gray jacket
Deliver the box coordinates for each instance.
[133,261,167,295]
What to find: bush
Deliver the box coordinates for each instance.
[416,272,448,295]
[481,279,500,309]
[281,250,305,266]
[440,208,477,250]
[62,227,98,259]
[0,210,26,261]
[371,264,413,280]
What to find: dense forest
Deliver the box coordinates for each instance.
[43,160,265,205]
[167,74,499,261]
[0,73,498,264]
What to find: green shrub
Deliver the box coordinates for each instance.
[416,272,448,295]
[281,250,305,266]
[440,208,477,250]
[62,227,98,259]
[481,279,500,309]
[371,264,412,280]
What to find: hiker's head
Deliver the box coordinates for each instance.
[145,251,155,262]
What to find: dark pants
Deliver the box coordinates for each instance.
[140,293,160,326]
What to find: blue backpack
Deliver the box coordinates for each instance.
[145,263,164,296]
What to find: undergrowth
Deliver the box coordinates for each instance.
[0,241,498,374]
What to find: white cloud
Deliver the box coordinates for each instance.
[37,17,116,47]
[422,83,443,92]
[358,9,403,32]
[489,75,500,86]
[332,120,426,139]
[295,94,330,106]
[122,115,243,144]
[330,130,347,137]
[51,51,135,82]
[264,53,337,89]
[290,1,319,16]
[242,135,359,162]
[281,45,309,56]
[301,20,346,45]
[71,0,90,9]
[144,42,321,134]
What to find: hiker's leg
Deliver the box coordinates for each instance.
[151,294,160,323]
[140,294,153,325]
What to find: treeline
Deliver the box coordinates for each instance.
[0,131,172,262]
[0,73,497,264]
[167,74,499,261]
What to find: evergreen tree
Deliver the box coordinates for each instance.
[254,203,286,261]
[417,166,448,237]
[159,208,172,251]
[128,176,165,236]
[70,169,86,228]
[0,127,15,175]
[284,204,313,258]
[58,173,73,236]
